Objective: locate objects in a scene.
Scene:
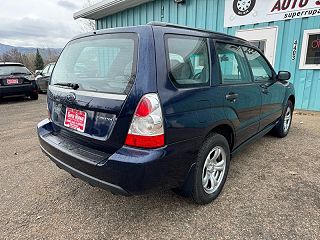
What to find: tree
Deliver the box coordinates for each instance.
[77,0,99,32]
[21,53,35,72]
[1,48,23,63]
[34,49,44,70]
[0,48,60,72]
[46,48,60,64]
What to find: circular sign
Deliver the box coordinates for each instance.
[233,0,256,16]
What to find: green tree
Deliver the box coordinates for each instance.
[34,49,44,70]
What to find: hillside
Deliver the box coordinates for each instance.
[0,43,62,57]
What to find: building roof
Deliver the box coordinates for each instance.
[73,0,154,20]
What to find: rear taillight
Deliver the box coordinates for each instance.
[26,75,35,81]
[125,93,164,149]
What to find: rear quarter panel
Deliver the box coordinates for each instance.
[153,26,232,148]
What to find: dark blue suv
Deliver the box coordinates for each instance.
[37,23,295,204]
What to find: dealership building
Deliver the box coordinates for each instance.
[74,0,320,111]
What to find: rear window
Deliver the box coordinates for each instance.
[165,35,210,88]
[0,65,31,76]
[51,33,138,94]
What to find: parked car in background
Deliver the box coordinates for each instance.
[0,62,38,100]
[35,63,55,93]
[37,23,295,204]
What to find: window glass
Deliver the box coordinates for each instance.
[166,36,210,88]
[42,65,50,75]
[51,33,138,94]
[243,47,273,81]
[0,65,31,76]
[48,64,55,75]
[249,40,266,54]
[306,34,320,64]
[216,43,251,84]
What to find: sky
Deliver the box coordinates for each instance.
[0,0,91,48]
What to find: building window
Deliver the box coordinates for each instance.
[300,29,320,70]
[249,40,266,54]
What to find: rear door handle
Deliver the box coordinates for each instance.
[226,93,239,102]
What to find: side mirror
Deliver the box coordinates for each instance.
[277,71,291,81]
[35,70,41,76]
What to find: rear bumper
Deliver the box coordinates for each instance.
[0,82,37,97]
[40,145,130,195]
[37,119,199,195]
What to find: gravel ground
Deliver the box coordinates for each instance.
[0,95,319,240]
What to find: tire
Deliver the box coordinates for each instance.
[174,133,230,204]
[233,0,256,16]
[38,86,43,94]
[30,92,39,100]
[272,100,293,138]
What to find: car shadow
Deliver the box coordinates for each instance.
[0,96,32,104]
[72,185,206,222]
[49,135,274,217]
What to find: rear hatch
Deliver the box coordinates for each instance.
[48,32,139,154]
[0,65,34,86]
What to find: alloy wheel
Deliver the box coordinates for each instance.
[283,106,292,133]
[202,146,227,194]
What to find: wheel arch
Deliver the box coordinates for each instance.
[288,95,295,110]
[205,123,235,151]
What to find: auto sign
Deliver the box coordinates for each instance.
[64,107,87,133]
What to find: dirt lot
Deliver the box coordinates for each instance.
[0,95,319,240]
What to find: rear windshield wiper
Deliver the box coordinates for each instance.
[53,82,80,90]
[10,72,30,75]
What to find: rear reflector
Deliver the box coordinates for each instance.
[125,134,164,149]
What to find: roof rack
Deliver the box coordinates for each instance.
[0,62,24,66]
[147,21,244,41]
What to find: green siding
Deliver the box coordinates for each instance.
[96,0,320,111]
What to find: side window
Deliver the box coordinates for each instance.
[48,65,54,75]
[243,47,273,81]
[166,35,210,88]
[42,65,50,75]
[216,43,251,84]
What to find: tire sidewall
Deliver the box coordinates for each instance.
[192,134,230,204]
[30,92,39,100]
[281,101,293,136]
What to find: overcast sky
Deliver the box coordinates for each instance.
[0,0,89,48]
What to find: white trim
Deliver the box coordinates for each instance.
[236,26,278,67]
[299,29,320,70]
[48,85,127,101]
[73,0,154,20]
